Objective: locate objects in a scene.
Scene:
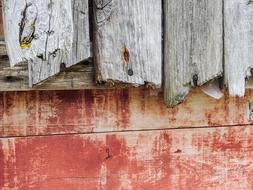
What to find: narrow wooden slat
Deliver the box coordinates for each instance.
[93,0,162,87]
[164,0,223,107]
[1,125,253,189]
[224,0,253,97]
[67,0,90,67]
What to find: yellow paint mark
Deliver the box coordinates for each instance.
[20,42,32,49]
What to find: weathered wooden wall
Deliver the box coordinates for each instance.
[2,1,253,189]
[1,88,253,189]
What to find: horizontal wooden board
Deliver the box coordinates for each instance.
[0,57,109,91]
[1,125,253,189]
[0,88,253,137]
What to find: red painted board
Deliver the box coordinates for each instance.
[1,125,253,189]
[0,88,252,137]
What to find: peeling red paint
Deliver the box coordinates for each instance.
[2,127,253,189]
[0,141,4,188]
[0,88,253,136]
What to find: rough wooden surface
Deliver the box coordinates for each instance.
[0,82,253,189]
[93,0,162,86]
[3,0,74,86]
[225,0,253,97]
[164,0,223,107]
[2,125,253,189]
[67,0,90,67]
[0,88,252,137]
[0,56,106,91]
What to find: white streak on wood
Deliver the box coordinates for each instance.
[164,0,223,107]
[94,0,162,86]
[225,0,253,96]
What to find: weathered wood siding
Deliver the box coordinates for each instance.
[0,89,253,189]
[0,88,252,137]
[94,0,162,86]
[67,0,90,66]
[0,1,3,39]
[224,0,253,97]
[164,0,223,107]
[3,0,90,86]
[2,126,253,189]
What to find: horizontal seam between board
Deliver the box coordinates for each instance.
[0,123,253,139]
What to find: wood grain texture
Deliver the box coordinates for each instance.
[0,88,253,137]
[224,0,253,97]
[1,125,253,189]
[164,0,223,107]
[67,0,90,67]
[0,56,104,91]
[93,0,162,86]
[3,0,91,86]
[3,0,74,86]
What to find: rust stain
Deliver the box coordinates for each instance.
[121,47,130,64]
[116,89,130,129]
[0,88,253,136]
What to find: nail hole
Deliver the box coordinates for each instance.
[193,74,198,86]
[121,47,130,64]
[60,63,66,71]
[128,69,133,76]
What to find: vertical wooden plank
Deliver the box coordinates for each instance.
[0,0,4,39]
[26,0,73,85]
[67,0,90,67]
[93,0,162,87]
[3,0,90,86]
[3,0,73,66]
[164,0,223,107]
[224,0,253,97]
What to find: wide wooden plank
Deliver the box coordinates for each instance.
[224,0,253,97]
[3,0,73,73]
[164,0,223,107]
[0,88,253,137]
[3,0,90,86]
[1,125,253,189]
[93,0,162,86]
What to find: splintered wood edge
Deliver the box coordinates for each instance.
[0,55,150,92]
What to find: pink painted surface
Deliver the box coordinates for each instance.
[0,88,252,137]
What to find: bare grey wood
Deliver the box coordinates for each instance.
[164,0,223,107]
[0,57,98,91]
[3,0,73,85]
[93,0,162,87]
[3,0,90,86]
[67,0,90,66]
[224,0,253,97]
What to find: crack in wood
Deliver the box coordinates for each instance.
[94,0,112,25]
[19,2,38,49]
